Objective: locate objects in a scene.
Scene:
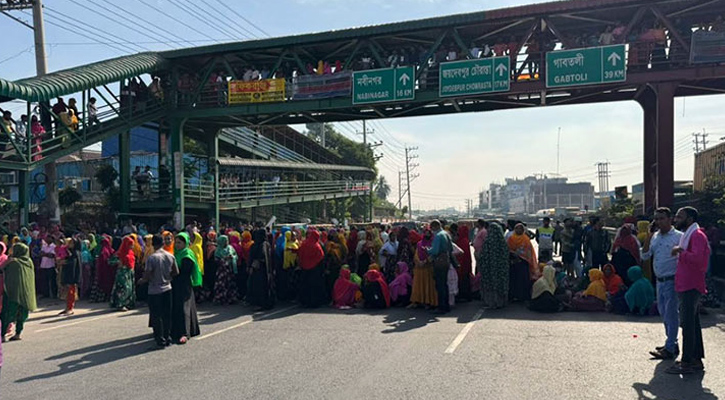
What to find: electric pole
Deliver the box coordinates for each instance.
[356,120,375,146]
[1,0,57,223]
[596,162,611,206]
[693,130,709,154]
[405,146,419,219]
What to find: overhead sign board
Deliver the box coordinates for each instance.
[352,66,415,105]
[546,44,626,88]
[439,56,510,97]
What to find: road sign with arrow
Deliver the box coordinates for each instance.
[546,44,626,88]
[352,66,415,105]
[439,56,511,97]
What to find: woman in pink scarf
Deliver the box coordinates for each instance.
[332,267,359,309]
[388,261,413,306]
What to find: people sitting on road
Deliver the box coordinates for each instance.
[570,268,607,312]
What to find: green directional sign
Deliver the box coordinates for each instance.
[439,56,511,97]
[352,66,415,105]
[546,44,626,88]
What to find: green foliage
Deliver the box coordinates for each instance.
[94,163,121,210]
[184,136,207,156]
[94,163,119,191]
[693,181,725,227]
[596,198,640,227]
[305,123,377,172]
[59,187,83,210]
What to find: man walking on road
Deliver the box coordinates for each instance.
[641,207,682,360]
[138,234,178,349]
[536,217,555,263]
[428,220,453,314]
[667,207,710,375]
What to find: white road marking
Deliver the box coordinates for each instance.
[34,312,121,333]
[196,306,297,340]
[444,308,484,354]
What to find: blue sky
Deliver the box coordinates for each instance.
[1,0,721,210]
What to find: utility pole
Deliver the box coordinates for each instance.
[405,146,419,219]
[693,130,709,154]
[1,0,57,223]
[320,122,326,148]
[596,162,611,206]
[556,127,561,175]
[398,170,403,208]
[356,120,375,146]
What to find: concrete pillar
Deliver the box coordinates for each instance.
[169,119,185,229]
[18,171,29,226]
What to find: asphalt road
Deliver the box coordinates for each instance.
[1,297,723,400]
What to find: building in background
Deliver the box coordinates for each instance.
[479,176,594,214]
[694,141,725,191]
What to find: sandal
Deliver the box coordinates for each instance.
[178,336,188,345]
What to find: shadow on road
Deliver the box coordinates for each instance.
[15,334,152,383]
[632,360,719,400]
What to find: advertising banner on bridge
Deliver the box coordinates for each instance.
[228,78,286,104]
[292,71,352,100]
[690,31,725,64]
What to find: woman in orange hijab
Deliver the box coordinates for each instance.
[162,231,175,254]
[507,223,538,302]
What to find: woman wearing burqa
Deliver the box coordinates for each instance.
[171,233,202,344]
[246,229,275,311]
[297,230,326,308]
[1,243,36,341]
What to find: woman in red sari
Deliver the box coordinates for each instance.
[110,236,136,311]
[88,235,115,303]
[455,225,473,301]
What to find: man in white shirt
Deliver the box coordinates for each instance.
[642,207,683,360]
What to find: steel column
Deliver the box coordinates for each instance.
[656,83,676,209]
[18,171,29,226]
[638,87,657,214]
[637,82,676,212]
[119,130,131,213]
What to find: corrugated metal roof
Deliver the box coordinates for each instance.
[161,0,654,59]
[217,157,374,174]
[0,52,169,102]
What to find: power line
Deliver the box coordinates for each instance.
[168,0,239,41]
[42,7,149,52]
[136,0,220,43]
[65,0,176,50]
[26,9,130,54]
[0,45,33,65]
[213,0,270,37]
[89,0,199,47]
[194,0,254,40]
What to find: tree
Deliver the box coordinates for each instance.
[59,187,82,213]
[375,176,391,200]
[94,163,121,211]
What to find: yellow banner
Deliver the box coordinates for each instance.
[228,78,286,104]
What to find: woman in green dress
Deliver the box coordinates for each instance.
[479,223,509,309]
[1,243,37,341]
[110,236,136,311]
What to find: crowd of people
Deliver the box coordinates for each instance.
[0,205,717,375]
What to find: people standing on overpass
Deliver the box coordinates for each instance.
[666,207,710,375]
[536,217,555,263]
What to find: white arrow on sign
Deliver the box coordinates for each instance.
[399,72,410,85]
[495,63,508,77]
[607,52,622,66]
